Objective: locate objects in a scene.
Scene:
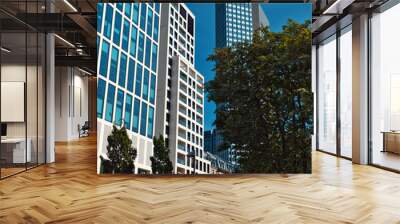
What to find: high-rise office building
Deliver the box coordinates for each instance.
[216,3,269,48]
[213,3,269,171]
[169,55,210,174]
[97,3,209,174]
[156,3,210,174]
[204,129,235,173]
[97,3,160,173]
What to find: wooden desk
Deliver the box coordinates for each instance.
[382,131,400,154]
[1,138,31,164]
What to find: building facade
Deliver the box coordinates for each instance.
[215,3,269,48]
[156,3,210,174]
[97,3,210,174]
[155,3,195,140]
[169,56,210,174]
[204,129,235,173]
[97,3,160,173]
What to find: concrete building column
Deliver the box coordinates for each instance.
[46,32,55,163]
[45,0,55,163]
[352,14,369,164]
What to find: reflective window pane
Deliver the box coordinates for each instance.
[97,78,106,118]
[125,94,133,130]
[340,26,352,158]
[132,98,140,133]
[317,35,337,154]
[140,101,148,136]
[105,84,116,122]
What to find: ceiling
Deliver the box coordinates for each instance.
[0,0,97,75]
[311,0,390,38]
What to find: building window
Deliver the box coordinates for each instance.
[133,3,139,24]
[188,16,194,37]
[180,6,186,18]
[140,4,147,31]
[122,19,130,52]
[118,53,127,87]
[99,40,110,77]
[127,58,135,92]
[124,3,131,18]
[97,78,106,118]
[142,68,149,100]
[145,37,151,68]
[104,4,113,39]
[147,106,154,138]
[317,35,337,154]
[97,3,104,34]
[153,14,159,41]
[150,74,156,104]
[124,94,133,130]
[132,98,140,133]
[140,101,148,136]
[154,3,160,13]
[138,31,145,62]
[109,46,119,83]
[146,8,153,37]
[105,84,116,122]
[115,89,124,126]
[113,11,122,45]
[130,25,137,57]
[370,4,400,171]
[116,3,123,11]
[151,43,158,72]
[135,64,143,97]
[339,26,352,158]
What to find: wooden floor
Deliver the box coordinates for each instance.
[1,135,400,223]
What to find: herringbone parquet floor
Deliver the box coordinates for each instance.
[1,135,400,224]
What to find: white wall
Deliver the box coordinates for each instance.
[55,67,89,141]
[1,63,46,164]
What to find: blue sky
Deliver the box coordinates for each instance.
[187,3,312,131]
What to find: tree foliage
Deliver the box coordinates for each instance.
[150,135,173,174]
[106,125,137,173]
[206,20,312,173]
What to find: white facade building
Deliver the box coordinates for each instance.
[156,3,210,174]
[169,55,210,174]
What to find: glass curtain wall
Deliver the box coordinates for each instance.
[339,25,352,158]
[317,34,337,154]
[316,24,353,159]
[370,2,400,171]
[0,0,46,179]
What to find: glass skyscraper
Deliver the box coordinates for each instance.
[213,3,268,172]
[97,3,160,173]
[204,129,235,173]
[216,3,269,48]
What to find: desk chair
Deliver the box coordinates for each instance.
[78,121,90,138]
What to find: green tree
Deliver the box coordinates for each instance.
[206,20,312,173]
[150,135,173,174]
[106,125,137,173]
